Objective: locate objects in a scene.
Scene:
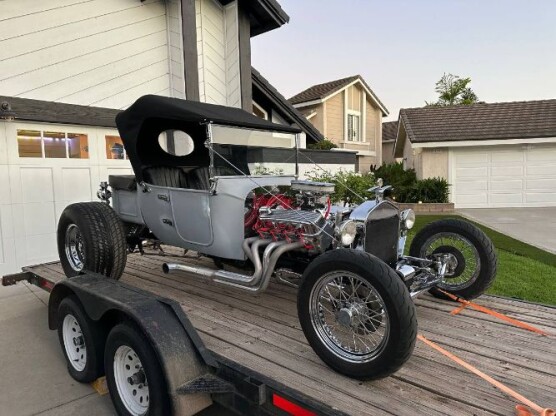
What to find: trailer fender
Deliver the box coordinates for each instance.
[48,273,213,416]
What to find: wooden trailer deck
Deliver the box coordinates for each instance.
[26,251,555,416]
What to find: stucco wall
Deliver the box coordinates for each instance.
[382,141,395,164]
[421,149,449,179]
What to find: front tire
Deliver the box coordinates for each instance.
[409,218,497,300]
[57,202,127,279]
[104,323,170,416]
[298,249,417,380]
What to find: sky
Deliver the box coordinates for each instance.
[251,0,556,121]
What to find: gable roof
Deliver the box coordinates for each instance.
[248,0,291,36]
[289,75,389,116]
[400,99,556,144]
[382,121,398,142]
[252,67,325,143]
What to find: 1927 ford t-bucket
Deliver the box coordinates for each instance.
[57,95,497,381]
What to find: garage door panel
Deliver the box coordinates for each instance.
[527,164,556,176]
[456,166,488,177]
[489,193,523,204]
[526,178,556,190]
[21,234,58,264]
[23,202,56,236]
[491,166,523,177]
[526,192,556,203]
[527,147,556,162]
[452,144,556,208]
[20,167,54,203]
[62,167,92,203]
[455,180,487,193]
[490,179,522,191]
[455,152,488,163]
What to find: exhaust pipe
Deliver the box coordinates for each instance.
[162,238,304,294]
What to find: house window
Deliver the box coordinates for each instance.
[17,129,89,158]
[347,113,361,141]
[105,135,127,160]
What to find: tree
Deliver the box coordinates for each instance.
[426,73,479,106]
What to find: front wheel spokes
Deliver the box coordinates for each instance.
[310,271,390,363]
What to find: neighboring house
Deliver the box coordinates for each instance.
[381,121,398,164]
[290,75,389,172]
[393,100,556,208]
[0,0,354,275]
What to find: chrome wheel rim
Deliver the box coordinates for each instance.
[309,271,390,363]
[113,345,149,416]
[65,224,85,272]
[420,232,481,290]
[62,314,87,372]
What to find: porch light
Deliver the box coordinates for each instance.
[0,101,16,121]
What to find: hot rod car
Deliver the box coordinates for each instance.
[57,95,497,387]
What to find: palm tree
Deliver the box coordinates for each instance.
[426,73,479,106]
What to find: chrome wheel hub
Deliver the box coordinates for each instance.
[65,224,85,272]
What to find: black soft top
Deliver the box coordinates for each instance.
[115,95,301,182]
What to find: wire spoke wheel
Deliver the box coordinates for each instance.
[420,232,481,291]
[65,224,85,272]
[113,345,149,416]
[309,271,390,363]
[62,314,87,372]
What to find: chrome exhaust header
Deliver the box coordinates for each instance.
[162,238,304,294]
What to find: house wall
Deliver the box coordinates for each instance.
[325,92,344,142]
[382,141,396,164]
[166,0,186,98]
[421,149,449,179]
[196,0,241,107]
[0,0,172,109]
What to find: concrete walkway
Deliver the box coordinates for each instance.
[0,282,229,416]
[458,207,556,253]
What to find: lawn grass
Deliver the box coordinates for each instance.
[406,214,556,305]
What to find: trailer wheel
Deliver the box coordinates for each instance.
[57,296,105,383]
[105,323,170,416]
[57,202,127,279]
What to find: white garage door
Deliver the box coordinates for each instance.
[0,122,133,275]
[452,144,556,208]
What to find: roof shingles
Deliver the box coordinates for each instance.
[382,121,398,142]
[400,100,556,143]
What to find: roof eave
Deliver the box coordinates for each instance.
[248,0,290,37]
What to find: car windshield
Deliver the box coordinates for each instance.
[211,125,298,176]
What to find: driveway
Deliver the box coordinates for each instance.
[458,207,556,253]
[0,282,230,416]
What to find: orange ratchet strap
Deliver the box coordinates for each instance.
[438,289,549,336]
[417,334,555,416]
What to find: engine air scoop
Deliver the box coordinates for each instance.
[291,180,335,194]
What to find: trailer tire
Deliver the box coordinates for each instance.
[57,296,105,383]
[57,202,127,279]
[105,323,170,416]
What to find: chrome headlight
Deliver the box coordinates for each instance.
[400,209,415,230]
[338,220,357,246]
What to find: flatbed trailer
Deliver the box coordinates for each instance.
[3,249,555,416]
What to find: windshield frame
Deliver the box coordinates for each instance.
[205,123,300,182]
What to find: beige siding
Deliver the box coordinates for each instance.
[0,0,171,109]
[326,92,344,142]
[301,104,324,133]
[166,0,186,98]
[346,84,361,112]
[196,0,241,107]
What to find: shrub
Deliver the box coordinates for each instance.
[306,169,375,204]
[407,177,450,203]
[307,139,338,150]
[372,162,416,201]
